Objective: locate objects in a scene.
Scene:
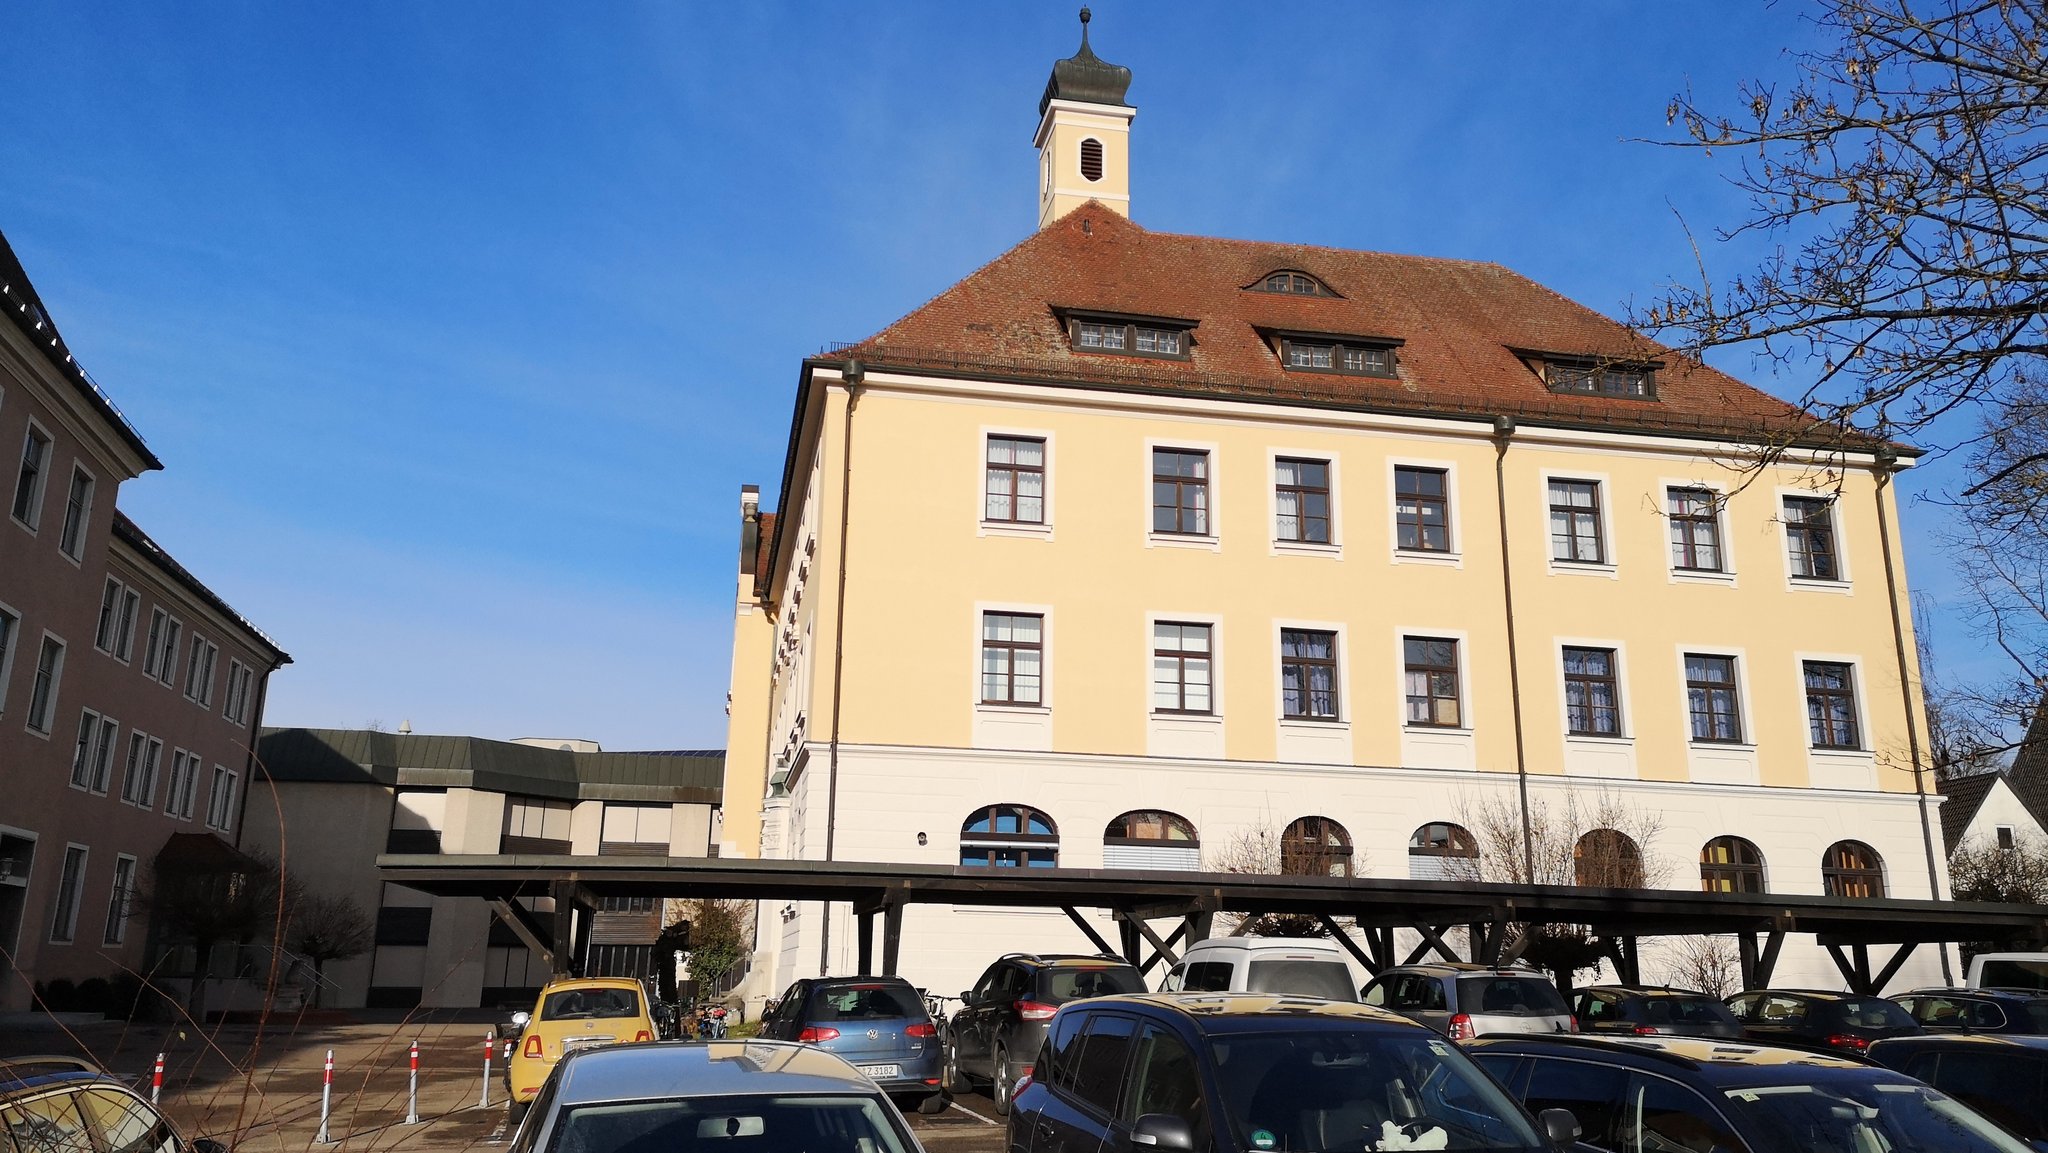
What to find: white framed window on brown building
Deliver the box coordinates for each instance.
[103,854,137,945]
[0,604,19,717]
[980,612,1044,706]
[57,464,94,561]
[222,660,255,725]
[27,632,65,734]
[49,844,87,943]
[121,730,163,808]
[185,636,219,707]
[984,435,1046,525]
[12,422,51,531]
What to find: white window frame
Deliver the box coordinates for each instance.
[205,764,238,832]
[1144,438,1223,551]
[1392,628,1473,733]
[1268,448,1341,557]
[56,460,94,564]
[971,602,1053,714]
[1778,486,1854,592]
[103,853,137,946]
[1540,469,1618,577]
[184,635,219,707]
[71,707,101,790]
[113,586,140,663]
[11,418,53,535]
[0,599,20,719]
[222,659,254,725]
[91,713,118,794]
[1661,478,1738,586]
[1387,456,1463,568]
[1795,652,1873,753]
[1672,645,1756,749]
[121,729,163,809]
[1144,612,1224,719]
[26,631,65,737]
[151,613,182,688]
[166,749,199,820]
[1554,636,1633,742]
[978,426,1056,540]
[1273,618,1350,725]
[48,843,87,944]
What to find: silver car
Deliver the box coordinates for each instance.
[1361,963,1576,1039]
[507,1041,927,1153]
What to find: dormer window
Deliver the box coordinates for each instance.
[1248,270,1337,297]
[1268,330,1400,379]
[1063,311,1194,361]
[1546,357,1657,399]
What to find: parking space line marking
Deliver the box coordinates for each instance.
[947,1101,1002,1127]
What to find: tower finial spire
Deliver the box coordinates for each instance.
[1077,8,1094,56]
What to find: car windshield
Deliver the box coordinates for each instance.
[1826,998,1916,1030]
[1208,1028,1544,1151]
[1978,958,2048,992]
[1723,1081,2032,1153]
[1247,960,1357,1002]
[546,1093,913,1153]
[1457,978,1568,1017]
[1638,997,1738,1026]
[1041,966,1146,1003]
[542,987,641,1021]
[807,984,925,1021]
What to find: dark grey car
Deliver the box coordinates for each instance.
[759,976,947,1114]
[1572,986,1744,1039]
[946,953,1146,1116]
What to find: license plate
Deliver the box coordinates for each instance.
[858,1064,902,1080]
[562,1036,615,1053]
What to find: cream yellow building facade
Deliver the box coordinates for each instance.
[720,21,1949,1004]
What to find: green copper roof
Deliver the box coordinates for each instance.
[1040,8,1131,116]
[255,727,721,804]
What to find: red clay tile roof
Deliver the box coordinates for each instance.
[834,206,1878,449]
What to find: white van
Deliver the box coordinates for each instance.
[1967,951,2048,992]
[1159,936,1359,1001]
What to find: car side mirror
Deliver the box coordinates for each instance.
[1538,1108,1581,1147]
[190,1139,231,1153]
[1131,1114,1195,1151]
[959,990,976,1006]
[509,1010,531,1029]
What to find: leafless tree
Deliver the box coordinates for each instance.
[282,892,373,1007]
[1645,0,2048,468]
[1657,935,1742,998]
[1205,821,1356,937]
[138,849,283,1023]
[1951,830,2048,905]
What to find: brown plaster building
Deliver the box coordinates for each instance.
[0,229,289,1013]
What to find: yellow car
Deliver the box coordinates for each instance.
[507,977,656,1115]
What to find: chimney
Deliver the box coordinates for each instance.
[740,485,761,576]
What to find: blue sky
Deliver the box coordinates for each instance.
[0,3,1987,749]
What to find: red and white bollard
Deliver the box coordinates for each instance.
[479,1032,492,1108]
[150,1054,164,1106]
[316,1049,334,1144]
[406,1040,419,1125]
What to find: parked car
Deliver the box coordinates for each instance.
[507,976,658,1122]
[1722,988,1920,1055]
[1891,986,2048,1034]
[1868,1033,2048,1144]
[1008,993,1576,1153]
[945,952,1146,1116]
[758,975,947,1114]
[504,1041,925,1153]
[1468,1034,2033,1153]
[1571,986,1744,1038]
[1360,963,1575,1039]
[1,1056,229,1153]
[1968,950,2048,992]
[1160,937,1358,1001]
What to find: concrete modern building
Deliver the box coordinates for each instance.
[722,17,1958,1003]
[245,727,722,1009]
[0,230,290,1013]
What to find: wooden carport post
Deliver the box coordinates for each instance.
[881,899,905,976]
[857,908,875,975]
[549,880,578,977]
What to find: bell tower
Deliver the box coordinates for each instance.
[1035,8,1134,230]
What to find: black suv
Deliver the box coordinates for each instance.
[946,953,1145,1115]
[1722,987,1920,1055]
[1468,1034,2027,1153]
[0,1055,228,1153]
[1009,994,1575,1153]
[1571,986,1743,1039]
[1891,987,2048,1034]
[1868,1033,2048,1143]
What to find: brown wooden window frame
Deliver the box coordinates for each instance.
[1804,660,1861,749]
[1574,828,1645,888]
[1068,316,1192,361]
[1562,645,1622,736]
[1548,479,1606,564]
[1701,835,1766,894]
[1274,457,1331,544]
[1151,620,1213,715]
[961,803,1060,868]
[1281,815,1354,877]
[980,612,1045,707]
[1278,336,1397,379]
[1151,448,1211,536]
[1545,358,1657,399]
[1784,496,1842,581]
[1402,636,1462,728]
[1280,628,1340,721]
[984,435,1047,525]
[1394,466,1451,552]
[1684,653,1743,743]
[1103,810,1199,847]
[1408,822,1478,860]
[1667,487,1724,572]
[1822,840,1885,898]
[1248,270,1334,297]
